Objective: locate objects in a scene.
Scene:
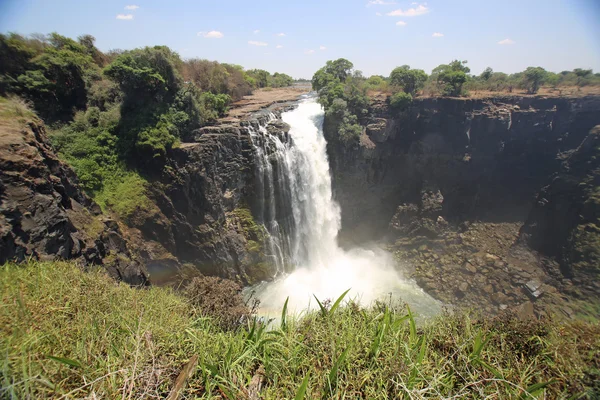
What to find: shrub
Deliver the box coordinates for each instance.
[390,66,428,95]
[184,275,251,330]
[94,171,153,222]
[389,91,413,111]
[431,60,470,97]
[523,67,548,94]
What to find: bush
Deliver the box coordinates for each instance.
[390,66,428,95]
[523,67,547,94]
[431,60,470,97]
[184,275,251,330]
[389,91,412,111]
[201,92,231,117]
[94,170,154,222]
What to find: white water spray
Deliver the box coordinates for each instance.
[249,98,440,315]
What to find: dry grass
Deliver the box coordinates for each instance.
[1,261,599,399]
[0,96,38,130]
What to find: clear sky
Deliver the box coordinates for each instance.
[1,0,599,79]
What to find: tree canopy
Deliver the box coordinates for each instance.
[389,66,428,95]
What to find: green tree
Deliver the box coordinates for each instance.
[0,33,38,83]
[573,68,592,86]
[104,46,182,103]
[432,60,469,97]
[78,34,106,66]
[522,67,547,94]
[15,33,97,120]
[246,69,271,88]
[326,58,354,82]
[480,67,493,81]
[324,98,361,145]
[311,58,354,91]
[311,67,335,92]
[545,72,560,88]
[388,92,412,111]
[270,72,293,87]
[366,75,384,86]
[389,65,428,95]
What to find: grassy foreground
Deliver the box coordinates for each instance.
[1,262,599,399]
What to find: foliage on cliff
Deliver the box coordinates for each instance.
[2,261,600,399]
[0,32,294,220]
[312,59,370,146]
[313,57,599,148]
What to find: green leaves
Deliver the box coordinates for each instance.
[313,289,351,318]
[294,373,310,400]
[518,380,556,399]
[389,66,428,95]
[46,356,82,368]
[389,91,412,111]
[281,297,289,332]
[469,330,503,379]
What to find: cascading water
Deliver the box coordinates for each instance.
[248,97,440,315]
[248,115,292,274]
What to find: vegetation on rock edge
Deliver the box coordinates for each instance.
[1,261,599,399]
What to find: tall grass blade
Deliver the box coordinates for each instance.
[470,330,489,360]
[46,356,81,368]
[328,347,349,387]
[477,360,503,379]
[407,306,417,345]
[518,380,556,399]
[313,295,327,317]
[329,288,351,314]
[281,297,289,331]
[294,372,310,400]
[247,317,257,342]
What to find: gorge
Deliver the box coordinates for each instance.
[3,89,599,320]
[246,97,440,315]
[3,87,600,399]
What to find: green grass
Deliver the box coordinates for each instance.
[1,261,599,399]
[94,170,156,223]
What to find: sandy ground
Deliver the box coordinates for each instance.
[221,86,311,123]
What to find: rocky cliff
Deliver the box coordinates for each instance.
[326,95,600,241]
[113,107,295,285]
[0,114,147,285]
[324,95,600,318]
[0,96,297,286]
[520,125,600,288]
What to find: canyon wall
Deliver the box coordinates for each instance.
[0,102,295,286]
[125,109,294,284]
[324,94,600,316]
[325,95,600,242]
[0,119,147,284]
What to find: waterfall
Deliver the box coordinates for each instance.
[248,97,440,315]
[248,115,292,274]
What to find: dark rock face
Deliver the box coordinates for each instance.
[0,121,147,285]
[123,109,293,283]
[520,125,600,283]
[0,101,295,286]
[326,95,600,317]
[326,96,600,240]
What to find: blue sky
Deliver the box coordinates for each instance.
[1,0,599,79]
